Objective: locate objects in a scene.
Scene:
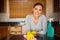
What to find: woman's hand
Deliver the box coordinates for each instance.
[36,31,40,34]
[30,38,37,40]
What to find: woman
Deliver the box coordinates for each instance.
[24,2,47,40]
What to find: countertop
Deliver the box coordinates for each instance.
[0,21,60,26]
[1,34,60,40]
[0,21,25,26]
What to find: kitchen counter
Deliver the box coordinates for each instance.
[1,34,60,40]
[0,21,25,26]
[0,21,60,40]
[0,21,60,26]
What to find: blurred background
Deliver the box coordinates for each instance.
[0,0,60,40]
[0,0,60,22]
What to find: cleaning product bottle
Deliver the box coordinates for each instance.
[47,18,54,37]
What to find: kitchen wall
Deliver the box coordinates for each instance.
[59,0,60,23]
[53,0,59,21]
[46,0,54,19]
[0,0,9,22]
[0,0,54,22]
[0,13,9,21]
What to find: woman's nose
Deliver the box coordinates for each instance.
[36,10,39,12]
[36,10,39,13]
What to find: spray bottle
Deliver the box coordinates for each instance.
[47,18,54,37]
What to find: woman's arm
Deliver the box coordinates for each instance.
[23,15,30,34]
[38,16,47,34]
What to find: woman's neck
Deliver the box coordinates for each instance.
[33,15,39,24]
[33,15,39,20]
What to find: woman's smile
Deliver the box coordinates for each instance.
[33,5,42,17]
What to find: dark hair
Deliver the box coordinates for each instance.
[33,2,43,9]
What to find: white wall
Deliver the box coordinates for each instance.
[0,13,9,21]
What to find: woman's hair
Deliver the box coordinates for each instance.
[33,2,43,9]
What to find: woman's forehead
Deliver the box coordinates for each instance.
[34,5,42,9]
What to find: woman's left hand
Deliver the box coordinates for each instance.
[30,38,37,40]
[36,31,40,34]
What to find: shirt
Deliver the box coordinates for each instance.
[23,14,47,35]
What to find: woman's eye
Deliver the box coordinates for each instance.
[35,8,37,10]
[39,9,42,11]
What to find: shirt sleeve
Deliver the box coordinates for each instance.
[39,16,47,34]
[23,15,30,34]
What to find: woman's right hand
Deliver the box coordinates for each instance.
[36,31,40,34]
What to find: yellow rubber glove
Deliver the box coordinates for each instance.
[31,31,36,36]
[26,31,35,40]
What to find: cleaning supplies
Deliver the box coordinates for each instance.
[47,18,54,37]
[26,31,34,40]
[26,31,37,40]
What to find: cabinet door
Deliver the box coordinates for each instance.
[0,0,6,13]
[0,26,8,39]
[9,26,22,35]
[9,0,46,18]
[54,26,60,35]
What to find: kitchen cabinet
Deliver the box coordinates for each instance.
[52,22,60,35]
[54,26,60,35]
[0,26,22,40]
[0,0,6,13]
[9,0,46,18]
[0,26,8,39]
[8,26,22,35]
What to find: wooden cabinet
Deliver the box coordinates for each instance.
[0,0,6,13]
[54,26,60,35]
[0,26,8,39]
[9,0,46,18]
[0,26,22,39]
[8,26,22,35]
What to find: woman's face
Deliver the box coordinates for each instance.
[33,5,43,17]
